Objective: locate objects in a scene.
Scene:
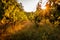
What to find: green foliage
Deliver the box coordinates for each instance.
[0,0,5,19]
[0,0,28,24]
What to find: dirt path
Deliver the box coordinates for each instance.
[0,20,33,40]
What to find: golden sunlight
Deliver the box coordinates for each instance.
[41,6,46,9]
[41,0,48,10]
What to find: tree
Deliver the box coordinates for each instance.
[0,0,5,19]
[0,0,28,24]
[48,0,60,24]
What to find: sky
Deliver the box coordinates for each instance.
[17,0,48,12]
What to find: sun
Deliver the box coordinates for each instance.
[41,6,46,9]
[40,0,48,10]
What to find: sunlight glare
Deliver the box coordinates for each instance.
[41,0,48,10]
[41,6,46,9]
